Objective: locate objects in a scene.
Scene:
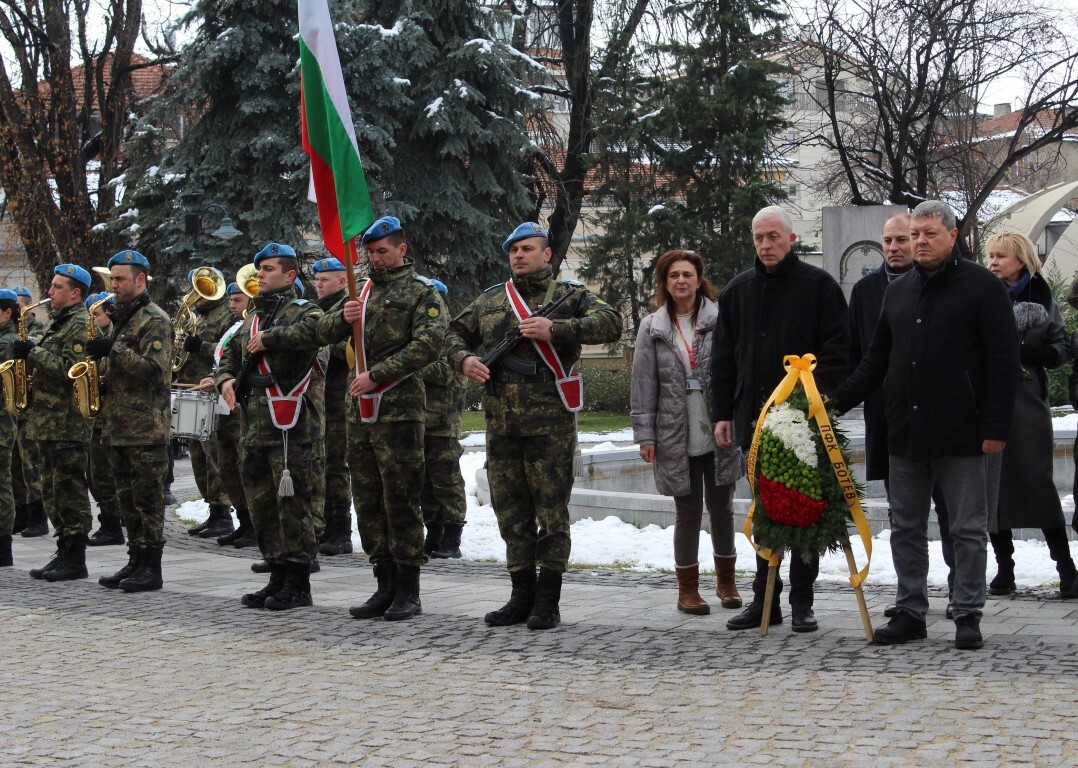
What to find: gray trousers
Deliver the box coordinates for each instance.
[888,454,989,620]
[672,452,736,565]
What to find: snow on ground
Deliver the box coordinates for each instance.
[177,432,1077,589]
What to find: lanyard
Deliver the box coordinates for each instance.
[674,315,696,372]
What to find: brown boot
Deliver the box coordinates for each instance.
[676,564,710,615]
[714,554,743,609]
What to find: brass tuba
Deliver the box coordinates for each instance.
[68,293,115,418]
[0,298,53,414]
[172,266,227,373]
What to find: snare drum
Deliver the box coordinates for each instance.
[170,389,219,441]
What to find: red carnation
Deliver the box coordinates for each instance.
[758,476,826,528]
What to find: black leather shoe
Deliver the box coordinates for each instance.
[791,606,818,633]
[883,604,898,618]
[873,611,927,645]
[726,601,782,631]
[954,614,983,650]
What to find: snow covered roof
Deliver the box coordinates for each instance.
[940,187,1075,225]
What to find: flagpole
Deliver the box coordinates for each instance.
[346,236,365,377]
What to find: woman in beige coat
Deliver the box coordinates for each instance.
[631,249,743,614]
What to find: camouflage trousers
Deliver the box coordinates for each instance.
[240,442,316,565]
[310,439,326,539]
[322,424,351,532]
[215,414,248,515]
[348,419,426,568]
[190,434,228,506]
[486,431,576,574]
[110,444,168,550]
[12,419,42,505]
[87,427,119,525]
[421,434,466,527]
[0,415,15,535]
[40,441,92,538]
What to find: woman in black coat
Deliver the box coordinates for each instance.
[986,231,1077,598]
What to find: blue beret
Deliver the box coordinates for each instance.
[312,257,346,273]
[431,279,448,295]
[12,285,31,298]
[502,222,548,253]
[55,263,92,288]
[0,289,19,302]
[361,216,403,246]
[107,250,150,269]
[253,242,297,266]
[293,278,306,299]
[226,282,242,296]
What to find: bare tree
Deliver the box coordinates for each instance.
[790,0,1078,239]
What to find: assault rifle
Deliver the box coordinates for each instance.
[480,287,577,394]
[233,294,287,417]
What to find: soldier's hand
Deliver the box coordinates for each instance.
[86,337,113,358]
[246,332,266,353]
[220,379,237,411]
[461,355,490,384]
[639,443,656,463]
[518,316,554,341]
[197,376,215,392]
[349,371,376,396]
[715,420,734,449]
[182,335,202,353]
[342,300,363,323]
[11,340,35,359]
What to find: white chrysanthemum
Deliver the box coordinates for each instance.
[764,402,817,467]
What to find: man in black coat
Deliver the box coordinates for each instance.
[831,201,1019,650]
[849,212,956,618]
[712,205,850,633]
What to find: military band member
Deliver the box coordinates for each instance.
[312,257,354,557]
[94,250,173,592]
[13,265,94,581]
[446,222,623,630]
[11,284,47,537]
[84,293,124,547]
[317,216,447,622]
[216,243,324,611]
[178,268,236,540]
[0,289,21,567]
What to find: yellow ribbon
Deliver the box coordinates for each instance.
[744,354,873,586]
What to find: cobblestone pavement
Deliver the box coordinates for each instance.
[2,463,1077,766]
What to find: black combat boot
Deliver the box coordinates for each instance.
[21,501,48,537]
[230,509,258,549]
[88,514,125,547]
[1045,527,1077,598]
[423,524,443,556]
[99,546,140,588]
[988,531,1016,595]
[30,536,67,579]
[217,507,249,546]
[241,562,286,608]
[0,534,12,567]
[484,569,537,626]
[431,524,463,559]
[318,507,353,555]
[12,504,28,534]
[251,559,272,573]
[198,504,235,538]
[44,535,89,582]
[264,562,314,611]
[187,517,210,536]
[383,564,422,621]
[349,564,396,619]
[526,569,563,631]
[163,486,177,506]
[119,547,163,592]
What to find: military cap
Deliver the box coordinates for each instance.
[361,216,403,246]
[312,257,346,273]
[253,242,297,266]
[107,250,150,269]
[12,286,31,298]
[55,263,92,288]
[226,281,243,296]
[431,278,448,296]
[502,221,548,253]
[0,289,19,302]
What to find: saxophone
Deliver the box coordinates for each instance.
[67,293,115,418]
[0,298,53,415]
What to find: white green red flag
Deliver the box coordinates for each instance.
[298,0,374,261]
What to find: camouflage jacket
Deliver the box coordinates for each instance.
[317,289,350,427]
[175,297,233,383]
[99,292,173,446]
[0,319,18,439]
[216,284,324,447]
[316,260,446,424]
[27,314,46,340]
[445,266,623,435]
[422,357,466,438]
[25,303,91,442]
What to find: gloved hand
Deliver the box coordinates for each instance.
[86,337,114,358]
[11,340,35,360]
[182,335,203,353]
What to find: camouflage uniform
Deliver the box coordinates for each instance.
[445,266,622,574]
[13,313,45,510]
[85,322,120,533]
[0,319,19,535]
[99,293,173,551]
[304,344,331,541]
[215,285,323,566]
[316,261,446,569]
[23,302,93,538]
[316,288,351,547]
[212,318,250,530]
[420,356,467,528]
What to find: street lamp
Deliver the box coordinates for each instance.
[182,190,243,261]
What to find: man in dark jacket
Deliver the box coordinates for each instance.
[712,205,849,633]
[849,213,956,618]
[830,200,1019,650]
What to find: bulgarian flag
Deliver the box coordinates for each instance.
[298,0,374,261]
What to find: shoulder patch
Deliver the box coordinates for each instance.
[414,274,434,287]
[293,299,310,306]
[152,340,163,351]
[72,342,84,353]
[561,278,585,288]
[427,306,440,318]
